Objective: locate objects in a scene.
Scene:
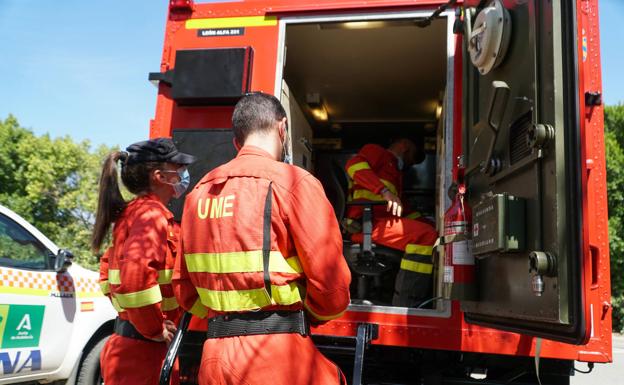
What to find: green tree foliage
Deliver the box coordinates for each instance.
[605,104,624,333]
[0,115,113,270]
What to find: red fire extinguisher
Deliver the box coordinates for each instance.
[442,170,476,301]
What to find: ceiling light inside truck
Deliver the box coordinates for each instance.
[311,106,329,121]
[320,21,394,30]
[343,21,387,29]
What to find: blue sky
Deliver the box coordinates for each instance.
[0,0,622,149]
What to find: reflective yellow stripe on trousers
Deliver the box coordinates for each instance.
[401,244,434,274]
[400,259,433,274]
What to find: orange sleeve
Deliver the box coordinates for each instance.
[172,232,207,319]
[345,144,387,194]
[159,222,183,324]
[98,247,111,299]
[117,204,166,339]
[287,174,351,321]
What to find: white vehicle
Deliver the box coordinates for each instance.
[0,204,116,384]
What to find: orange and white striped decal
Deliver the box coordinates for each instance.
[0,267,103,298]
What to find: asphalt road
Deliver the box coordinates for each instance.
[570,334,624,385]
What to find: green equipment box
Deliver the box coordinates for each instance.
[472,193,525,255]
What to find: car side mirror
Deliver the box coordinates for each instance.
[54,249,74,272]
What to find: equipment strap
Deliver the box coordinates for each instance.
[535,337,543,385]
[206,310,309,339]
[263,182,273,300]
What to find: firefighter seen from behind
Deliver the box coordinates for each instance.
[172,92,352,385]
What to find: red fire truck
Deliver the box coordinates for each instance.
[149,1,611,384]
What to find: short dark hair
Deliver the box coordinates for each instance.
[232,92,287,144]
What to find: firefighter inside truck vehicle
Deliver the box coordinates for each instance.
[277,0,590,344]
[343,138,439,309]
[280,16,449,310]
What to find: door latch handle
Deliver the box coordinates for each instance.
[467,80,510,177]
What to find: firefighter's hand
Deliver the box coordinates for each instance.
[381,189,402,217]
[152,321,176,346]
[164,319,177,334]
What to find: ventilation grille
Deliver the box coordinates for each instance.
[509,111,533,165]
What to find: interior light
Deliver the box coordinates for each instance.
[311,106,329,121]
[436,105,443,119]
[343,21,387,29]
[320,20,399,30]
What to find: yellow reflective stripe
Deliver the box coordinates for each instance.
[111,296,125,313]
[113,285,162,309]
[304,303,346,321]
[400,259,433,274]
[186,16,277,29]
[347,161,371,178]
[405,244,434,255]
[161,296,179,311]
[0,286,52,297]
[0,286,103,298]
[189,298,207,319]
[285,257,303,273]
[185,251,302,274]
[405,212,422,220]
[197,283,302,312]
[157,269,173,285]
[380,179,398,195]
[351,180,396,201]
[352,189,384,201]
[100,281,110,295]
[108,269,120,285]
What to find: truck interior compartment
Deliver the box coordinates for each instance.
[281,18,449,310]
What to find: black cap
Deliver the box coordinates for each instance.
[125,138,196,166]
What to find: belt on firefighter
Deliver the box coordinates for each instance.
[206,310,309,339]
[113,317,155,342]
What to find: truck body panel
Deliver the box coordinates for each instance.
[150,0,612,369]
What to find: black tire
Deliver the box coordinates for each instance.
[76,336,109,385]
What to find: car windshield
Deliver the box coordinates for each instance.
[0,213,50,270]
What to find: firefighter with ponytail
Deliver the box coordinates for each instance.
[92,138,195,385]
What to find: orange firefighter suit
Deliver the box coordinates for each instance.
[173,145,351,385]
[98,194,182,385]
[345,143,438,307]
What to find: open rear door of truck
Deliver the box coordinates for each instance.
[461,0,603,344]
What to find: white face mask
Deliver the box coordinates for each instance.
[163,168,190,198]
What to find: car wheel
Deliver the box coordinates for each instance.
[76,336,109,385]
